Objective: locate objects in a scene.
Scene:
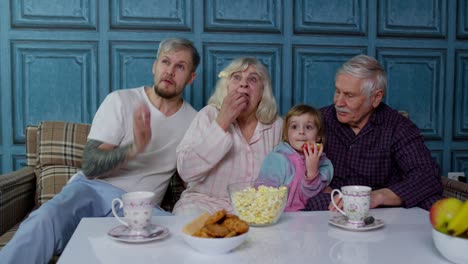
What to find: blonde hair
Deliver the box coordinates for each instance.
[207,57,278,124]
[282,104,325,146]
[156,37,200,73]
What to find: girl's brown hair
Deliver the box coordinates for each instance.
[282,104,325,146]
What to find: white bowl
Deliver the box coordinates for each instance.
[432,228,468,264]
[181,231,248,255]
[181,212,249,255]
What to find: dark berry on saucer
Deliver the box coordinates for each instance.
[364,216,375,225]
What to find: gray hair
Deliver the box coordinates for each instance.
[208,57,278,124]
[336,54,387,97]
[157,38,200,73]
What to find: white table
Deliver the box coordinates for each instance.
[58,208,450,264]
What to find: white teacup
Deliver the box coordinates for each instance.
[330,186,371,226]
[111,191,155,234]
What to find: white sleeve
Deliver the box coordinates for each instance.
[87,92,127,145]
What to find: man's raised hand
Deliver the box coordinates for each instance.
[130,104,151,158]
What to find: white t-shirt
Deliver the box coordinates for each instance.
[87,86,197,204]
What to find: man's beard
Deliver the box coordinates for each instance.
[154,84,180,99]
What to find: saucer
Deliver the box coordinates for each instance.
[328,215,384,231]
[107,224,169,243]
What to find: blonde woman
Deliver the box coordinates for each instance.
[173,57,283,215]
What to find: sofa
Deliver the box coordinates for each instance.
[1,121,468,262]
[0,121,185,253]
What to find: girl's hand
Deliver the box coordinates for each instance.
[216,87,249,130]
[303,142,323,180]
[321,186,332,193]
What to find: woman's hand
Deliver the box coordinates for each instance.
[216,87,249,130]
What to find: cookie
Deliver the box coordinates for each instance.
[204,209,227,225]
[204,224,230,238]
[222,217,249,234]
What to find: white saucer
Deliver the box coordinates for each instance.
[107,224,169,243]
[328,215,384,231]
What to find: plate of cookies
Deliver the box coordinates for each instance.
[181,209,249,255]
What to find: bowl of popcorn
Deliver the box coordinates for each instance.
[181,210,249,255]
[228,180,288,226]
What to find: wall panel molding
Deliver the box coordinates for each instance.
[294,0,366,35]
[12,155,26,170]
[378,49,445,140]
[204,0,282,33]
[452,151,468,176]
[110,42,158,91]
[11,41,97,143]
[378,0,447,38]
[454,50,468,139]
[292,47,366,108]
[1,0,467,178]
[11,0,97,29]
[110,0,192,31]
[457,0,468,38]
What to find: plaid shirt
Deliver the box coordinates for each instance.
[304,103,443,211]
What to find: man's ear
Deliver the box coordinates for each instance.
[371,89,384,108]
[152,60,157,75]
[187,72,197,85]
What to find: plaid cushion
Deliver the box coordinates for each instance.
[442,177,468,202]
[160,171,186,212]
[0,222,20,249]
[36,165,79,205]
[0,168,35,236]
[37,121,90,168]
[26,126,38,166]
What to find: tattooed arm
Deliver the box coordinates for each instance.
[82,104,152,179]
[81,139,135,179]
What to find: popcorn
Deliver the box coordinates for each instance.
[231,185,288,225]
[218,70,229,78]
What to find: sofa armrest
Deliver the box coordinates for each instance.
[0,167,36,236]
[442,176,468,202]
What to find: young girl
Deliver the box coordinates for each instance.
[258,104,333,212]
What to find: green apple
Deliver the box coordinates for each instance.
[430,197,463,234]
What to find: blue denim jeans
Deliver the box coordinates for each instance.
[0,172,169,264]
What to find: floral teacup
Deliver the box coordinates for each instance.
[111,191,154,234]
[331,186,371,226]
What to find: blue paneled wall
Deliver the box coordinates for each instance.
[0,0,467,177]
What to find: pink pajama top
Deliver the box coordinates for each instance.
[174,105,283,214]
